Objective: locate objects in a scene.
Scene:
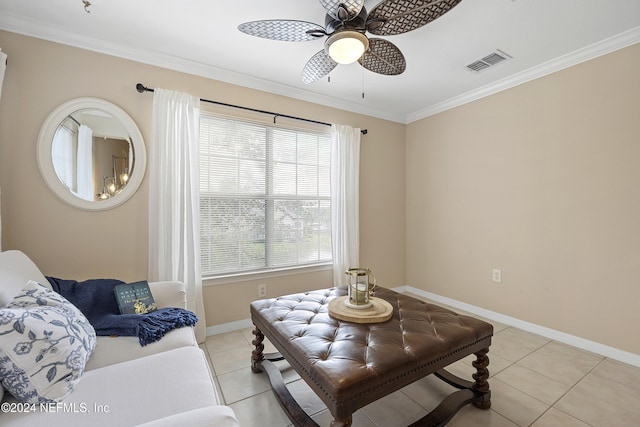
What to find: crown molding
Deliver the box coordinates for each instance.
[0,12,405,124]
[2,12,638,126]
[405,26,640,124]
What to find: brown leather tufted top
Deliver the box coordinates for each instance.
[250,287,493,420]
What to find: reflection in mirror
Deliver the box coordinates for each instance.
[37,98,146,211]
[51,110,135,201]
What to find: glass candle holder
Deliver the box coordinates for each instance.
[345,268,376,309]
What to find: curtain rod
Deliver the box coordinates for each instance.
[66,115,81,126]
[135,83,367,135]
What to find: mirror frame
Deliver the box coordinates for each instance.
[37,97,147,211]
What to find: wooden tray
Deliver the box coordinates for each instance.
[328,296,393,324]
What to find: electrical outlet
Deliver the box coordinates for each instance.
[258,283,267,298]
[492,269,502,283]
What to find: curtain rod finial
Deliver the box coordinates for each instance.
[136,83,147,93]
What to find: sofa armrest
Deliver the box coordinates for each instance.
[0,250,49,306]
[148,281,187,309]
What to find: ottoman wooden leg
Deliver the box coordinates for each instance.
[330,416,352,427]
[251,326,265,373]
[472,348,491,409]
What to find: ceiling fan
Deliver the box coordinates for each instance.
[238,0,463,84]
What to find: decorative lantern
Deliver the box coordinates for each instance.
[345,268,376,309]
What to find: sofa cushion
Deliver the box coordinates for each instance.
[0,346,237,426]
[136,406,240,427]
[84,326,197,371]
[0,281,96,403]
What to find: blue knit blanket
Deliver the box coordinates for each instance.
[47,277,198,346]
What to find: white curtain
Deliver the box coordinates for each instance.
[330,124,361,286]
[149,88,206,343]
[52,125,76,191]
[76,124,94,200]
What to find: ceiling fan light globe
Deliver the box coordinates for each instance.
[325,31,369,64]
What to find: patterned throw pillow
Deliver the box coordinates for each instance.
[0,281,96,403]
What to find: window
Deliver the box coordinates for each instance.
[199,114,332,277]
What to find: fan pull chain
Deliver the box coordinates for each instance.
[362,69,365,99]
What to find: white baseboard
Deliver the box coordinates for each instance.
[396,286,640,369]
[206,318,253,336]
[206,286,640,368]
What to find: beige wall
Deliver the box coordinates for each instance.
[406,43,640,354]
[2,29,638,355]
[0,31,406,326]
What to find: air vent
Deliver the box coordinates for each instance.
[467,60,491,72]
[466,50,512,72]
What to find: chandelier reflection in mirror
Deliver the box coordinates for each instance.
[97,155,131,200]
[49,110,135,202]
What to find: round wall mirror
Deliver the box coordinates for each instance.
[37,98,146,210]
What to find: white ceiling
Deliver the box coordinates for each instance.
[1,0,639,123]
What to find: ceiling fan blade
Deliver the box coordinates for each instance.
[238,20,326,42]
[319,0,364,21]
[358,38,406,76]
[302,50,338,84]
[366,0,462,36]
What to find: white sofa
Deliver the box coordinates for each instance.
[0,250,239,426]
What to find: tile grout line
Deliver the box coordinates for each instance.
[487,337,590,427]
[590,357,640,394]
[527,357,607,427]
[570,357,640,418]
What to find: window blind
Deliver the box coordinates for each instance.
[200,114,332,276]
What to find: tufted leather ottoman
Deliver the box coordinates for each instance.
[250,287,492,427]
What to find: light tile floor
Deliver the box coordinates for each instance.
[200,297,640,427]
